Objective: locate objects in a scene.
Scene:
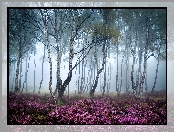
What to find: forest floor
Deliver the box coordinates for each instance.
[8,89,167,125]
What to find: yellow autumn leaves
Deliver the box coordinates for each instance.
[83,23,120,45]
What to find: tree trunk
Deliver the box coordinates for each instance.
[102,44,107,96]
[58,9,76,100]
[12,62,16,91]
[90,39,106,97]
[120,54,124,92]
[54,9,62,96]
[78,79,79,94]
[33,50,36,94]
[139,15,149,98]
[126,35,129,92]
[152,41,161,92]
[116,39,119,94]
[26,51,28,93]
[39,9,54,99]
[131,30,138,97]
[137,51,142,97]
[39,43,45,94]
[18,57,22,93]
[80,41,84,94]
[14,21,23,93]
[14,47,21,93]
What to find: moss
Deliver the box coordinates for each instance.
[31,113,46,120]
[57,99,64,106]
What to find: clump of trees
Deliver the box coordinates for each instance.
[9,8,166,103]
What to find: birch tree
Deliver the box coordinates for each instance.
[9,9,38,93]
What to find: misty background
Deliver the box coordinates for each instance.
[8,41,166,95]
[8,8,166,96]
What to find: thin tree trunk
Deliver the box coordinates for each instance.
[12,62,16,91]
[90,58,93,92]
[145,72,148,97]
[139,15,149,98]
[45,11,53,97]
[120,54,124,92]
[54,9,62,96]
[126,35,129,92]
[33,50,36,94]
[39,9,54,99]
[14,21,23,93]
[80,41,84,94]
[18,57,22,93]
[102,44,107,96]
[136,70,139,96]
[21,57,25,93]
[137,55,142,97]
[47,27,53,97]
[131,30,138,97]
[14,47,21,93]
[102,9,109,97]
[90,40,106,97]
[39,44,45,94]
[152,42,161,92]
[78,79,79,94]
[116,40,119,94]
[26,51,28,93]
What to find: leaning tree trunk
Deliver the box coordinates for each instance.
[58,9,76,100]
[89,31,104,97]
[102,10,109,97]
[152,41,161,93]
[90,39,106,97]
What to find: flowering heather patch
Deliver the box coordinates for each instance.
[8,90,166,125]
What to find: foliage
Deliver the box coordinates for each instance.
[8,90,166,125]
[57,98,64,106]
[9,9,38,65]
[92,23,120,44]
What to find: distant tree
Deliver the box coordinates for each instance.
[88,9,120,97]
[9,9,38,93]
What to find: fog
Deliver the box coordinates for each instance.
[9,41,166,95]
